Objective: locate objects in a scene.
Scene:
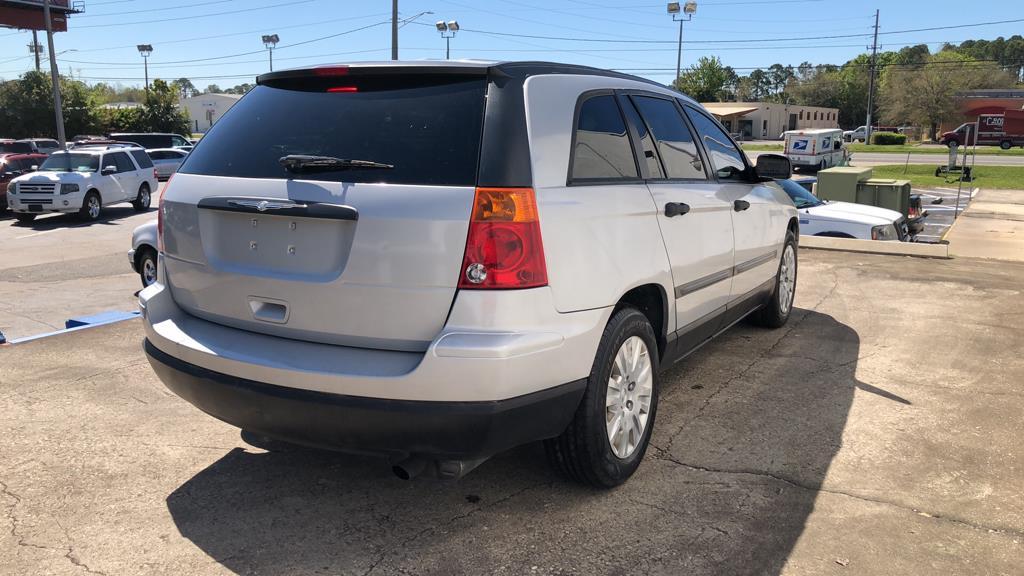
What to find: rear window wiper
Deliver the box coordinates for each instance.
[279,154,394,173]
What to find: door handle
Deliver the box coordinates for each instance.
[664,202,690,217]
[734,199,751,212]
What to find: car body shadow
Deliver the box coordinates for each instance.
[9,205,152,229]
[166,310,876,574]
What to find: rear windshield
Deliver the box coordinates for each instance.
[40,153,99,173]
[0,142,32,154]
[179,76,487,186]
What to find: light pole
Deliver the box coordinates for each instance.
[137,44,153,94]
[667,2,697,87]
[435,20,459,60]
[262,34,279,72]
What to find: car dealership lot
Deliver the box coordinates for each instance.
[0,183,163,340]
[2,249,1022,575]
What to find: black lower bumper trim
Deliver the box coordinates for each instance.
[145,340,586,459]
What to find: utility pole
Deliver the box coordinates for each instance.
[391,0,399,60]
[31,30,41,72]
[42,0,66,148]
[865,9,880,145]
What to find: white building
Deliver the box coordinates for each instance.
[179,93,242,133]
[702,102,839,140]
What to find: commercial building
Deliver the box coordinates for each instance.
[702,102,839,140]
[179,93,241,134]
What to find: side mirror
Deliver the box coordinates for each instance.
[754,153,791,180]
[101,166,117,176]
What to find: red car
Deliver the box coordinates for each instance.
[0,153,47,212]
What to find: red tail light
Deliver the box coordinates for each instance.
[157,174,173,252]
[459,187,547,290]
[327,86,358,93]
[153,168,158,180]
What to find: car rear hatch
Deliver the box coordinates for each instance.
[161,64,493,352]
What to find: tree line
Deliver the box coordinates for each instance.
[0,73,258,139]
[673,36,1024,139]
[0,71,191,138]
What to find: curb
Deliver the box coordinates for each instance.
[799,235,950,259]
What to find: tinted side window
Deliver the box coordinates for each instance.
[571,94,638,181]
[171,135,189,147]
[619,97,663,179]
[131,150,154,168]
[110,152,135,173]
[631,96,705,180]
[684,106,747,181]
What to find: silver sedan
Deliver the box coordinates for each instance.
[147,148,189,180]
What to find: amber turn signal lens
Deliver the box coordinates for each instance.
[471,187,539,223]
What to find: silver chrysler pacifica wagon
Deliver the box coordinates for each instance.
[142,61,799,487]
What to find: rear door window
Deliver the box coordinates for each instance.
[630,96,706,180]
[570,94,639,182]
[684,106,748,181]
[619,96,663,179]
[179,76,487,186]
[110,152,136,173]
[131,150,154,168]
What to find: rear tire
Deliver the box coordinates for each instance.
[132,183,151,211]
[750,230,798,329]
[79,191,101,222]
[1000,141,1012,150]
[545,307,659,488]
[14,213,36,223]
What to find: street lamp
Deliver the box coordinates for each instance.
[137,44,153,93]
[262,34,279,72]
[667,1,697,86]
[436,20,459,60]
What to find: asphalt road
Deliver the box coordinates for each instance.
[2,250,1022,575]
[0,183,164,340]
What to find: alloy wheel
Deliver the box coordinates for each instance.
[605,336,654,459]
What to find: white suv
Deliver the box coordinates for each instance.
[142,61,799,486]
[7,145,157,223]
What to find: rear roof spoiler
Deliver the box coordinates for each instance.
[256,62,492,85]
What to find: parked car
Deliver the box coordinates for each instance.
[783,128,848,172]
[777,178,910,241]
[109,132,192,150]
[0,153,47,212]
[7,145,157,223]
[129,220,158,288]
[16,138,61,155]
[147,148,189,180]
[142,61,800,487]
[0,140,33,154]
[798,175,926,237]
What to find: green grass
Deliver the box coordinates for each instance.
[739,143,1024,156]
[870,164,1024,190]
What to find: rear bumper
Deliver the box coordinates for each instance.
[145,339,585,458]
[141,255,609,403]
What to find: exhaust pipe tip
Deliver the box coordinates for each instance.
[392,456,428,480]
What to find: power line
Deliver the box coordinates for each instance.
[413,16,1024,44]
[73,0,317,29]
[74,0,238,19]
[66,12,391,53]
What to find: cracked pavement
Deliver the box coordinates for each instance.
[1,249,1023,575]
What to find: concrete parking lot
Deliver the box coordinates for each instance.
[0,185,163,341]
[2,249,1022,575]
